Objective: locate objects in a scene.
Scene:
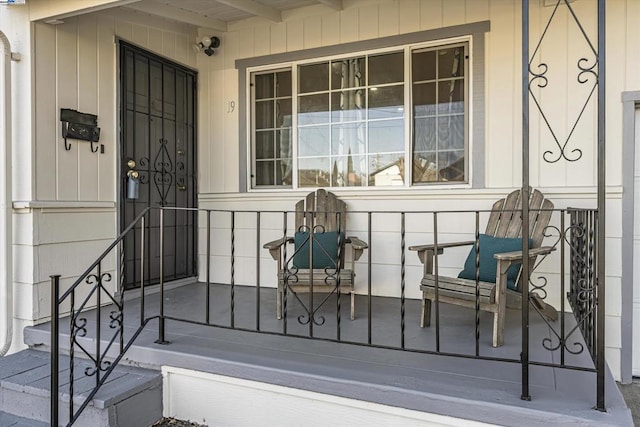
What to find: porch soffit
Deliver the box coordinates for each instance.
[29,0,338,32]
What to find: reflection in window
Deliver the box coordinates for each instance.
[253,70,292,186]
[412,44,466,184]
[250,41,468,189]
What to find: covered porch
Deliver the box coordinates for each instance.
[30,280,630,425]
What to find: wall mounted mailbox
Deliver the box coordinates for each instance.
[60,108,101,153]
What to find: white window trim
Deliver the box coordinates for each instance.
[236,21,491,193]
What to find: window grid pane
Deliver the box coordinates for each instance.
[412,44,467,184]
[253,70,293,187]
[251,41,468,189]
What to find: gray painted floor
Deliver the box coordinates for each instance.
[619,380,640,426]
[26,282,633,426]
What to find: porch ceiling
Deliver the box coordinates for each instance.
[31,0,340,31]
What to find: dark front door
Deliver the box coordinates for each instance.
[120,42,197,289]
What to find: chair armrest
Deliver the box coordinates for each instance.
[263,237,293,250]
[493,246,555,261]
[263,237,294,262]
[345,236,368,250]
[409,241,474,274]
[408,241,475,252]
[345,236,368,262]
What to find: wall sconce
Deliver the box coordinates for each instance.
[192,36,220,56]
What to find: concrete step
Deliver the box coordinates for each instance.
[0,349,162,427]
[0,411,48,427]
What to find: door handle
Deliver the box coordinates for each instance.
[177,184,187,191]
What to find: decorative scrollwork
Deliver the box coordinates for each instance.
[577,57,598,84]
[72,317,88,340]
[84,360,111,377]
[109,310,122,329]
[529,63,548,88]
[85,272,112,286]
[528,0,599,165]
[152,139,174,205]
[281,224,342,327]
[542,336,584,355]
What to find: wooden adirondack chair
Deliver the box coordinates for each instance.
[409,188,556,347]
[263,189,368,320]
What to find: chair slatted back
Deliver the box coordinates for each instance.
[294,189,347,234]
[484,188,553,248]
[294,189,348,268]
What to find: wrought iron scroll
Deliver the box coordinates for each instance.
[153,138,174,205]
[526,210,596,357]
[567,208,598,360]
[282,222,342,328]
[529,0,598,164]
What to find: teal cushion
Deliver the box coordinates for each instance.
[293,231,343,269]
[457,234,532,291]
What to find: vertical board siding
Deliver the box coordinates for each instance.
[206,0,625,193]
[77,15,100,201]
[34,23,57,201]
[34,13,196,202]
[56,19,80,201]
[97,15,117,201]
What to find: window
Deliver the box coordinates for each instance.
[249,40,469,189]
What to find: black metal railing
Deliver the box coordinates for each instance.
[50,208,156,426]
[50,204,604,425]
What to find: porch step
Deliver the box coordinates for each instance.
[0,411,48,427]
[0,349,162,427]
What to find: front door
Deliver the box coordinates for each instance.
[120,42,197,289]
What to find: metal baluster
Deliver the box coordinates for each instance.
[96,262,102,386]
[206,210,211,324]
[282,212,288,334]
[50,275,60,427]
[475,211,480,357]
[230,211,235,329]
[119,241,125,353]
[309,214,314,338]
[140,214,145,327]
[560,210,565,366]
[156,209,168,344]
[69,288,75,420]
[367,212,372,345]
[256,212,261,331]
[433,212,440,352]
[336,211,341,341]
[400,213,406,350]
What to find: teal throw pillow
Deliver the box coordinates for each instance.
[293,231,343,269]
[457,234,532,291]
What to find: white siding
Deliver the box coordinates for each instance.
[1,0,633,382]
[33,15,197,202]
[191,0,636,381]
[13,12,199,340]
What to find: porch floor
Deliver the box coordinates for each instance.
[25,282,631,426]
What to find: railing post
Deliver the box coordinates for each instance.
[140,214,145,327]
[50,274,60,427]
[521,0,531,402]
[156,209,169,344]
[596,0,606,412]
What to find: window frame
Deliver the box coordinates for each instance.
[239,23,488,192]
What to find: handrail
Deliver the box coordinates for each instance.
[51,207,152,426]
[59,207,151,302]
[49,205,604,425]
